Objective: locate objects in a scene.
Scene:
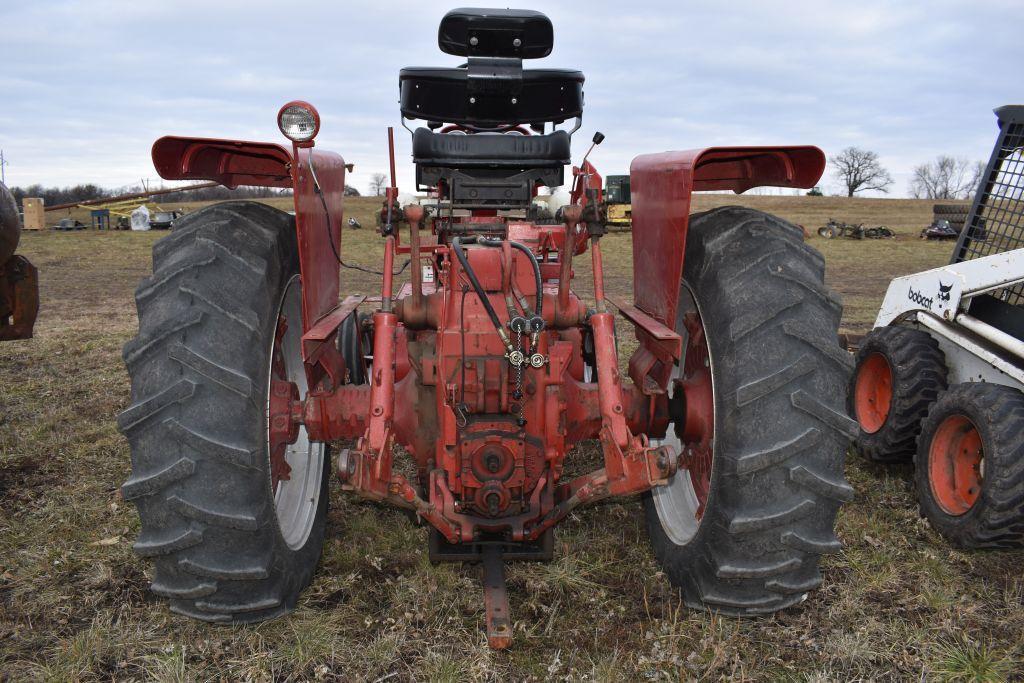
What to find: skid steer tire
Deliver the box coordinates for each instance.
[849,326,948,464]
[119,201,330,623]
[915,383,1024,549]
[644,206,857,616]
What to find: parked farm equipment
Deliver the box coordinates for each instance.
[920,218,961,241]
[817,219,895,239]
[0,182,39,341]
[850,105,1024,549]
[120,8,855,647]
[603,174,632,230]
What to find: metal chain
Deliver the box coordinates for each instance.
[513,328,526,425]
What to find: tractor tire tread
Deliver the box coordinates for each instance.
[121,201,329,624]
[134,524,205,557]
[644,206,851,617]
[121,457,197,500]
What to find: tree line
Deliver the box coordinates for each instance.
[829,147,986,200]
[6,182,361,207]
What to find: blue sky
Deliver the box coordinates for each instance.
[1,0,1021,197]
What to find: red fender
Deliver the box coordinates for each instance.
[152,136,294,189]
[151,135,349,389]
[628,146,825,383]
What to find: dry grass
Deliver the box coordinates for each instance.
[2,196,1021,681]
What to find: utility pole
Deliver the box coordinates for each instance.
[0,149,7,185]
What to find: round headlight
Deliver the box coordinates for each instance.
[277,102,320,143]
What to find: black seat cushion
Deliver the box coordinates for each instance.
[400,67,584,128]
[412,128,571,168]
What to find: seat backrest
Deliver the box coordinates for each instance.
[399,8,584,130]
[400,67,584,129]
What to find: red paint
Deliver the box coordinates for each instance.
[678,312,714,519]
[629,147,825,380]
[268,317,299,489]
[151,137,294,188]
[288,141,348,390]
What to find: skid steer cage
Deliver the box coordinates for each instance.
[953,105,1024,305]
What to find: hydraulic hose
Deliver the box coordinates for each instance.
[478,237,543,318]
[452,236,510,347]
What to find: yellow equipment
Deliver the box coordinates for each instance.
[604,174,631,230]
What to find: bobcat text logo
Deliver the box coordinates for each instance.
[938,282,953,302]
[908,286,934,309]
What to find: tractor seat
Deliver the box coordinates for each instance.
[400,66,585,129]
[412,128,571,169]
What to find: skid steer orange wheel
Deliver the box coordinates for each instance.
[848,326,948,463]
[928,415,982,516]
[915,383,1024,549]
[644,207,856,615]
[119,202,332,621]
[853,353,892,434]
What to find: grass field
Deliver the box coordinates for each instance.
[2,196,1021,681]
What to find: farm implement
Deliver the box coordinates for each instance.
[0,182,39,341]
[850,105,1024,549]
[120,8,855,648]
[817,219,895,240]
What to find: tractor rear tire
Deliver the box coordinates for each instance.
[849,326,948,463]
[915,383,1024,549]
[644,206,857,615]
[119,201,330,623]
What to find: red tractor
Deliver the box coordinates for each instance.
[120,8,855,648]
[0,182,39,342]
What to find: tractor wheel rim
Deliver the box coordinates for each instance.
[266,275,325,550]
[854,352,892,434]
[652,282,715,546]
[929,414,983,516]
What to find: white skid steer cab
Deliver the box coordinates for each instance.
[849,105,1024,549]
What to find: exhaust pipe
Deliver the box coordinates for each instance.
[0,181,39,341]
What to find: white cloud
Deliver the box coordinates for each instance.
[0,0,1020,196]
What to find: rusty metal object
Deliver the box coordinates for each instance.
[481,545,512,649]
[0,183,39,341]
[0,181,20,265]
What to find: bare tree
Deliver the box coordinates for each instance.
[829,147,894,197]
[910,156,984,200]
[369,173,388,196]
